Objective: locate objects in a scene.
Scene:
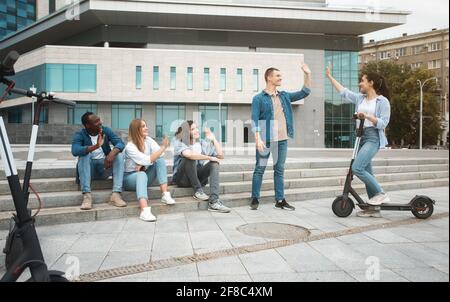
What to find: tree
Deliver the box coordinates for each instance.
[360,61,442,147]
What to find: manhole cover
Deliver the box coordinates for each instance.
[237,222,310,240]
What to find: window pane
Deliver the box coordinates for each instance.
[69,103,98,125]
[8,107,22,123]
[39,104,49,124]
[203,68,210,91]
[187,67,193,90]
[46,64,63,92]
[170,66,176,90]
[324,50,357,148]
[155,104,186,138]
[112,104,142,129]
[252,69,259,92]
[198,104,228,142]
[63,64,79,92]
[153,66,159,90]
[79,65,96,92]
[220,68,226,91]
[236,68,243,91]
[136,66,142,89]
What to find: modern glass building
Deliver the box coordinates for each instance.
[0,0,36,40]
[0,0,408,147]
[324,51,359,148]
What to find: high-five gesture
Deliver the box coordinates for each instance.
[302,63,311,89]
[301,63,311,75]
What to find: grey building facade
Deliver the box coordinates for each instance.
[0,0,408,147]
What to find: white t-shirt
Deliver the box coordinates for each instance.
[124,137,161,173]
[89,135,106,160]
[357,98,377,128]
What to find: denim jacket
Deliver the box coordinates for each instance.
[251,87,311,142]
[340,88,391,149]
[71,126,125,157]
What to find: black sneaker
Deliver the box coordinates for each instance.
[275,199,295,211]
[250,198,259,210]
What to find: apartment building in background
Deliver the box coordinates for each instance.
[359,28,449,146]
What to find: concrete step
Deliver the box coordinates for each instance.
[0,170,447,212]
[1,158,448,181]
[1,163,448,195]
[0,178,447,229]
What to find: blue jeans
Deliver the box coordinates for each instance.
[252,140,288,201]
[123,157,168,201]
[77,152,124,193]
[352,127,384,199]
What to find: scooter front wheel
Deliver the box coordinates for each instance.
[332,195,354,218]
[411,196,434,219]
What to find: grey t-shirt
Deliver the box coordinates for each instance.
[172,138,218,183]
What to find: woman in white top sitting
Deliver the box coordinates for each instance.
[123,119,176,222]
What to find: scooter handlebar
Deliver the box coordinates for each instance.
[51,97,76,107]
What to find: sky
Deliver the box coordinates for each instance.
[327,0,449,42]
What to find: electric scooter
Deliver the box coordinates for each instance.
[332,113,435,219]
[0,51,76,282]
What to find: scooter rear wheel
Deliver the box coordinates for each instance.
[332,195,354,218]
[411,197,434,219]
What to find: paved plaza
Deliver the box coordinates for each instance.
[1,186,448,282]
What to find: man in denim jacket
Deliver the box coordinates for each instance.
[250,64,312,210]
[71,112,126,210]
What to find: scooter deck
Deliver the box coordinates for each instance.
[358,203,412,211]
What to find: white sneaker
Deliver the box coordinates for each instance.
[368,193,390,205]
[193,191,209,201]
[161,192,176,205]
[357,210,382,218]
[140,207,157,222]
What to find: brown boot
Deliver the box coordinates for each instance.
[109,192,127,207]
[80,193,93,210]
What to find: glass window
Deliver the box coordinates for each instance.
[39,103,49,124]
[46,64,63,92]
[63,64,79,92]
[429,42,442,52]
[155,104,186,138]
[187,67,193,90]
[46,64,96,93]
[203,68,210,91]
[170,66,176,90]
[153,66,159,90]
[136,66,142,89]
[395,48,407,57]
[79,64,96,92]
[49,0,56,13]
[8,107,22,123]
[198,104,228,143]
[220,68,226,91]
[324,50,358,148]
[236,68,243,91]
[67,103,98,125]
[252,69,259,92]
[112,103,142,130]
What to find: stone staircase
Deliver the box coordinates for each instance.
[0,158,448,229]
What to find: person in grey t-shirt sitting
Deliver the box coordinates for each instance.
[172,120,231,213]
